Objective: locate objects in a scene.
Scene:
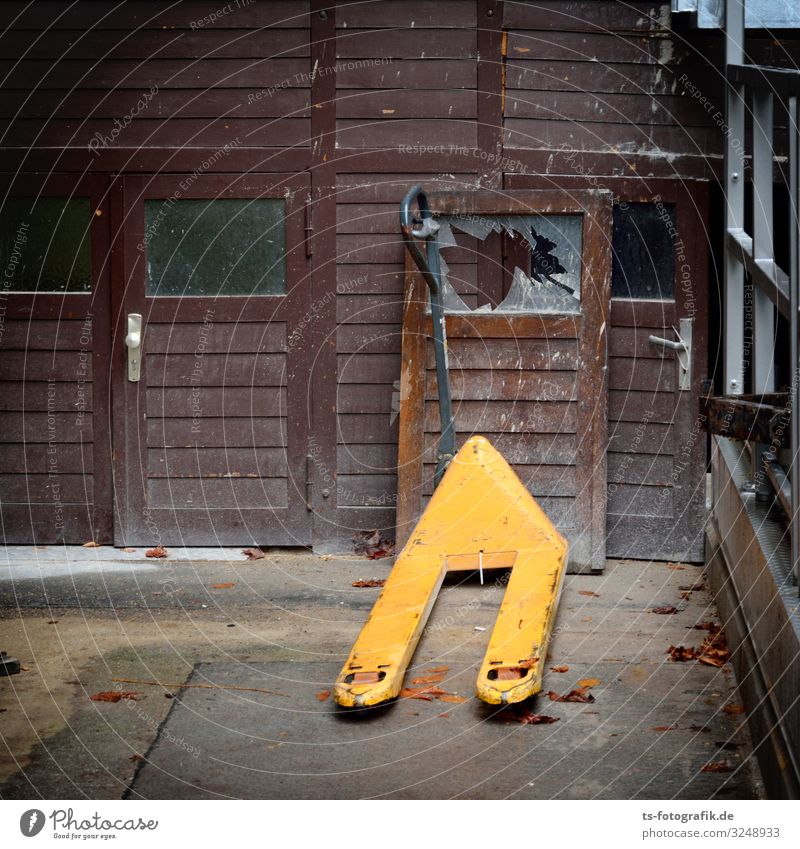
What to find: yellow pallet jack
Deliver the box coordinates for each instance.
[334,186,568,708]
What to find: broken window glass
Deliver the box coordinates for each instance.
[434,213,582,313]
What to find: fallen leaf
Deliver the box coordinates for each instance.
[19,665,30,672]
[577,677,600,688]
[680,591,693,600]
[400,685,448,701]
[692,621,718,630]
[550,665,569,673]
[438,693,468,704]
[47,620,59,625]
[352,578,385,588]
[242,547,266,560]
[122,547,136,553]
[501,707,560,725]
[438,713,449,718]
[652,725,679,732]
[548,687,595,703]
[724,704,745,715]
[667,645,700,662]
[316,690,331,702]
[425,665,449,674]
[410,673,444,685]
[698,654,726,668]
[145,545,168,558]
[352,529,395,559]
[667,563,686,570]
[90,691,139,703]
[701,761,732,773]
[651,605,679,615]
[83,541,101,548]
[578,590,600,597]
[211,582,236,589]
[129,754,145,762]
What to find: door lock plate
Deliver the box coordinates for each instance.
[126,313,142,382]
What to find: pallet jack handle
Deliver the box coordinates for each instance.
[400,184,455,486]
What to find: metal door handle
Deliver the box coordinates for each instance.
[126,313,142,382]
[649,318,693,390]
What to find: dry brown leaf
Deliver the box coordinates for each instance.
[577,677,600,688]
[47,620,59,625]
[400,685,448,701]
[211,582,236,589]
[680,591,693,600]
[316,690,331,702]
[550,665,569,673]
[242,547,266,560]
[698,654,726,668]
[145,545,168,559]
[425,665,449,674]
[129,754,145,762]
[667,563,686,570]
[438,694,468,704]
[352,579,385,588]
[501,707,560,725]
[578,590,600,597]
[667,645,700,662]
[651,605,679,615]
[701,761,733,773]
[410,673,444,685]
[438,713,450,718]
[652,725,679,732]
[83,541,101,548]
[724,704,745,715]
[547,687,595,703]
[90,690,139,703]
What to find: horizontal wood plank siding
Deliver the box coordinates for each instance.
[0,316,94,541]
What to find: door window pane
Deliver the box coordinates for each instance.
[0,197,92,292]
[145,198,287,296]
[612,202,676,299]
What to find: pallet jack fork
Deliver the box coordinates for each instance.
[334,186,569,708]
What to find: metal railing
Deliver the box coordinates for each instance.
[723,0,800,588]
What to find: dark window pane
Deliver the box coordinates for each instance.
[612,202,676,299]
[0,197,91,292]
[145,199,286,296]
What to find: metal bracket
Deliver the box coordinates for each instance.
[126,313,142,382]
[649,317,693,390]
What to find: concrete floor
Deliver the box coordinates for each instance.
[0,549,764,799]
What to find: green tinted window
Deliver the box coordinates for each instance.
[145,199,286,296]
[0,197,91,292]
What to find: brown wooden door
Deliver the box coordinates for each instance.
[606,187,709,562]
[0,173,112,544]
[114,174,312,546]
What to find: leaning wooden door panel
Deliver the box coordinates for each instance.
[116,174,312,546]
[396,190,612,573]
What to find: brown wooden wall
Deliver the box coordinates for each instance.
[0,0,765,551]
